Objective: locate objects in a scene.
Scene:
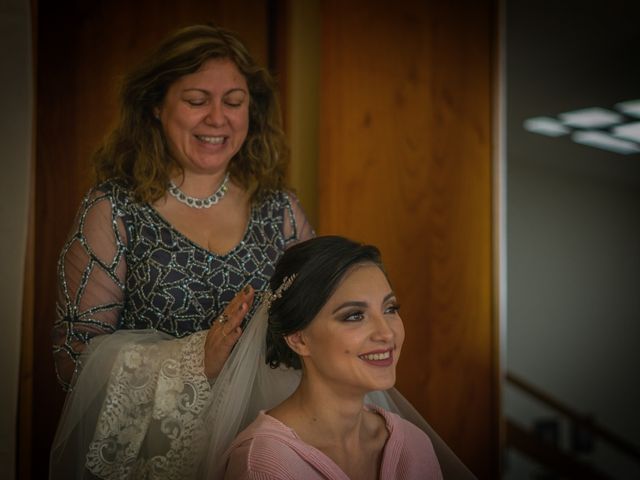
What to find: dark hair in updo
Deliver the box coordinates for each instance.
[266,236,383,370]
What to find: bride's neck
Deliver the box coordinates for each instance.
[284,377,368,442]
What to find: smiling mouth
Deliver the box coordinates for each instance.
[196,135,226,145]
[358,350,391,362]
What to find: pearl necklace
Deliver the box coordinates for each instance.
[168,173,230,209]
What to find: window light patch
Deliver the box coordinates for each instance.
[523,98,640,155]
[612,122,640,143]
[559,107,623,129]
[615,99,640,118]
[523,117,570,137]
[572,131,640,155]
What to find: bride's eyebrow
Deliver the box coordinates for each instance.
[331,301,367,314]
[331,292,396,314]
[382,292,396,304]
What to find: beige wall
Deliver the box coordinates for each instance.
[0,0,32,478]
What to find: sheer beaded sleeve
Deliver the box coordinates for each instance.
[53,189,128,390]
[282,191,315,247]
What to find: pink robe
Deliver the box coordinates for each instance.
[223,405,443,479]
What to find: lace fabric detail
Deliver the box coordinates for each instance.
[85,331,212,479]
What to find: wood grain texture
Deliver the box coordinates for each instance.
[29,0,498,477]
[318,0,497,477]
[30,2,271,477]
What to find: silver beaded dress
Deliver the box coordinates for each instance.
[50,180,314,479]
[52,179,314,391]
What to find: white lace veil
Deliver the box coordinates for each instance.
[50,328,216,479]
[50,300,475,479]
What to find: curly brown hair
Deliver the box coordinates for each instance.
[93,24,289,203]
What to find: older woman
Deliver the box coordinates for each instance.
[50,25,313,479]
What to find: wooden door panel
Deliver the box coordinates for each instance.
[318,1,497,477]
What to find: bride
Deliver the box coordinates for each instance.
[210,236,475,479]
[222,235,441,479]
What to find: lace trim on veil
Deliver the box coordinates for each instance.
[84,331,212,479]
[51,303,475,479]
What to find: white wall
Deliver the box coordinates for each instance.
[0,0,32,477]
[504,1,640,478]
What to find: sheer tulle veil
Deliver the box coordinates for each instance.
[205,300,476,479]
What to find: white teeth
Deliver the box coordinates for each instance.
[197,135,225,144]
[360,351,391,361]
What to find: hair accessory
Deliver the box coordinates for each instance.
[264,273,297,310]
[168,172,230,209]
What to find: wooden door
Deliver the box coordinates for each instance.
[25,0,498,477]
[25,1,276,477]
[318,1,499,477]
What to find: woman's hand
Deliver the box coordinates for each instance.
[204,284,255,379]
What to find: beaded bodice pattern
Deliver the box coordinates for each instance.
[119,188,288,334]
[53,180,304,390]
